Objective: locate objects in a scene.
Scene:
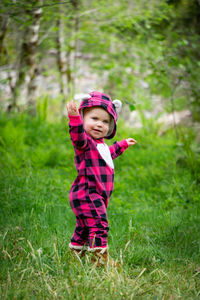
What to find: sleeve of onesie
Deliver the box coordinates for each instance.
[109,139,129,160]
[68,115,88,150]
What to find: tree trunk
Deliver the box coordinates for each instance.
[71,11,79,95]
[56,13,68,102]
[26,6,42,115]
[0,15,9,61]
[11,1,42,114]
[70,0,80,96]
[56,2,80,110]
[0,15,15,110]
[11,29,29,111]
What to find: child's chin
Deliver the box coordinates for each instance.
[90,132,103,139]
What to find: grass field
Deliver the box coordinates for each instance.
[0,112,200,299]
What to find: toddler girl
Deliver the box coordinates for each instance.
[67,91,136,265]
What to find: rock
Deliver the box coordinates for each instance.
[124,108,192,130]
[158,110,192,132]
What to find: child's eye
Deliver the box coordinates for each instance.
[92,117,98,121]
[103,120,109,124]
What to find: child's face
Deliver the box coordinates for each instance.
[83,107,111,139]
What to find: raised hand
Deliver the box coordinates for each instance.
[67,100,79,116]
[126,138,137,146]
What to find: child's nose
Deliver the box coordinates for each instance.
[97,121,103,127]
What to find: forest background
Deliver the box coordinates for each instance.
[0,0,200,299]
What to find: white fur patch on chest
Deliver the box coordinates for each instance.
[96,143,114,169]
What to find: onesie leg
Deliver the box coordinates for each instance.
[86,217,109,248]
[84,195,109,248]
[69,242,84,254]
[71,216,89,246]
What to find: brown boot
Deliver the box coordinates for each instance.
[90,247,108,267]
[89,248,121,268]
[89,247,119,267]
[69,243,87,257]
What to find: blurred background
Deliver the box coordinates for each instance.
[0,0,200,132]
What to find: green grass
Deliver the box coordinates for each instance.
[0,112,200,299]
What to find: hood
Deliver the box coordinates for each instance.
[79,91,117,139]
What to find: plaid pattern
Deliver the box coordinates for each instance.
[68,114,128,248]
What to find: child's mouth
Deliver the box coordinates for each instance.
[93,129,102,133]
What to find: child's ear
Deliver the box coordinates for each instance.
[113,99,122,113]
[74,93,90,101]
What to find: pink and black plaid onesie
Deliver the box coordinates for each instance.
[68,92,129,249]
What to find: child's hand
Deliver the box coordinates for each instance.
[67,100,79,116]
[126,138,137,146]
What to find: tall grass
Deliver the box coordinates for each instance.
[0,112,200,299]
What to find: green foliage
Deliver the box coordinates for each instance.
[76,0,200,116]
[1,0,200,118]
[0,113,200,299]
[176,128,200,182]
[36,95,49,122]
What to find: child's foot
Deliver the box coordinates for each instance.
[89,247,119,267]
[69,243,87,257]
[90,248,108,266]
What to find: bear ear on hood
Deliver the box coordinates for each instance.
[112,99,122,114]
[74,93,90,101]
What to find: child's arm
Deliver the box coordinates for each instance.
[67,101,88,150]
[109,138,137,160]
